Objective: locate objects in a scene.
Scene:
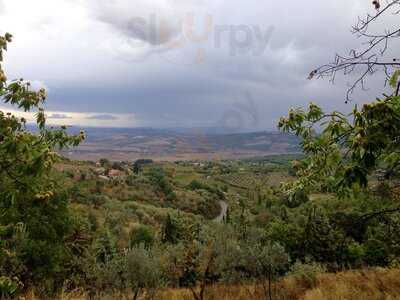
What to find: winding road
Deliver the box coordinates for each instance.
[214,200,228,222]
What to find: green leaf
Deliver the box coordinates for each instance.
[389,70,400,89]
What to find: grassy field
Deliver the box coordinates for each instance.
[26,268,400,300]
[159,268,400,300]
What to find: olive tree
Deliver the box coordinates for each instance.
[125,245,165,300]
[239,229,289,300]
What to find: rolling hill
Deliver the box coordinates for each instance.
[60,127,300,161]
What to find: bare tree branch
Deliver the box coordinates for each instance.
[309,0,400,101]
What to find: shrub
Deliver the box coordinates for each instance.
[88,211,99,232]
[289,260,326,288]
[93,230,118,264]
[188,180,225,200]
[148,167,176,199]
[89,194,109,208]
[125,245,165,300]
[64,170,75,178]
[129,225,155,249]
[0,276,22,299]
[161,214,180,244]
[99,158,111,168]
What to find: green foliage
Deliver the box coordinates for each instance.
[282,188,309,208]
[279,76,400,197]
[99,158,110,168]
[1,27,398,294]
[93,230,117,263]
[0,276,22,298]
[289,260,326,288]
[89,245,165,299]
[188,180,225,200]
[240,227,289,282]
[88,194,109,208]
[0,32,84,295]
[162,224,289,300]
[147,167,176,200]
[274,69,400,270]
[125,245,165,299]
[129,225,155,249]
[389,70,400,89]
[0,193,82,297]
[161,214,180,244]
[133,159,153,175]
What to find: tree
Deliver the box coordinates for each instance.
[0,33,84,296]
[132,159,153,175]
[278,4,400,265]
[99,158,110,168]
[0,276,22,299]
[183,242,217,300]
[93,230,117,264]
[161,214,180,244]
[279,0,400,198]
[125,245,165,300]
[129,225,155,249]
[279,67,400,197]
[178,225,241,300]
[240,229,289,300]
[147,167,176,200]
[89,194,108,208]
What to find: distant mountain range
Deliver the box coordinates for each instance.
[57,127,300,161]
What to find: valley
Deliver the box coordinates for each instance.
[60,128,300,161]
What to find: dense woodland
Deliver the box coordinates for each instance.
[1,1,400,299]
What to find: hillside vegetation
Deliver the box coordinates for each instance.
[2,2,400,299]
[7,153,398,299]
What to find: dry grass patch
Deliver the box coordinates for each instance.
[26,268,400,300]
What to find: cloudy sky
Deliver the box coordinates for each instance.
[0,0,397,129]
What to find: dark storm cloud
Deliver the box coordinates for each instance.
[2,0,397,128]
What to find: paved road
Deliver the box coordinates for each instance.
[214,200,228,222]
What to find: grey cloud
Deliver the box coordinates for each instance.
[88,0,181,46]
[87,114,119,120]
[2,0,395,129]
[48,113,71,119]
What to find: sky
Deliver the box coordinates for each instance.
[0,0,397,129]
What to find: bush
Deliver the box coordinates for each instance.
[99,158,111,168]
[364,238,389,266]
[0,276,22,299]
[64,170,75,178]
[282,189,309,208]
[88,194,109,208]
[148,167,176,199]
[125,245,165,300]
[188,180,225,200]
[289,260,326,288]
[188,180,204,190]
[129,225,155,249]
[125,174,136,186]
